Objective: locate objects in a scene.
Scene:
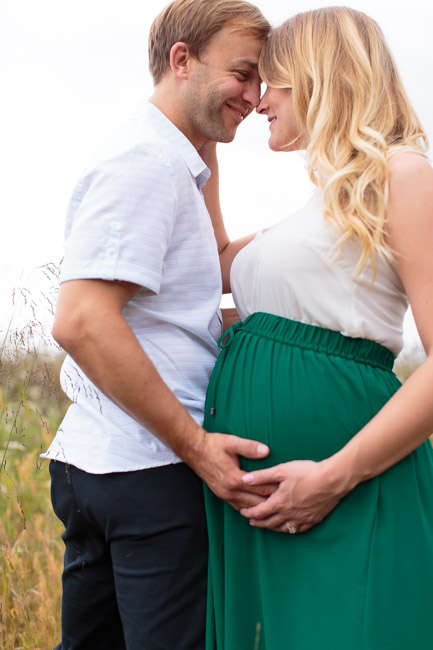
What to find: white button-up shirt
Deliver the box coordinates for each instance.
[42,102,222,473]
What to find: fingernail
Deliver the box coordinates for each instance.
[242,473,254,484]
[257,444,269,455]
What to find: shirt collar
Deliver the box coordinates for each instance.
[132,101,210,190]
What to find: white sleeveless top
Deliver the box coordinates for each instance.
[231,192,408,356]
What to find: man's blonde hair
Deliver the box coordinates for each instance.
[259,6,429,275]
[149,0,270,85]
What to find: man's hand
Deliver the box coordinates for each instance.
[186,431,276,510]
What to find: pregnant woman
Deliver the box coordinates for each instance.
[202,7,433,650]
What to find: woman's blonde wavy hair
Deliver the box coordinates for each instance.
[259,6,429,275]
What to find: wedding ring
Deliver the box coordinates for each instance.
[286,521,298,534]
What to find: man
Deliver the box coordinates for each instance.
[42,1,271,648]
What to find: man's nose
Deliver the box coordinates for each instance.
[243,80,262,108]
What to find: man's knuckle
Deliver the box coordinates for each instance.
[226,476,238,491]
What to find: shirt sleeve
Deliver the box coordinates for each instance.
[59,143,177,293]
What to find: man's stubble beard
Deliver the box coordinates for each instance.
[185,74,236,144]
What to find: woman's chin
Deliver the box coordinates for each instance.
[268,139,286,152]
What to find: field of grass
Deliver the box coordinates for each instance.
[0,351,69,649]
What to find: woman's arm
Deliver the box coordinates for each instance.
[239,153,433,533]
[199,141,256,293]
[221,307,242,330]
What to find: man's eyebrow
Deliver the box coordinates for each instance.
[232,59,259,69]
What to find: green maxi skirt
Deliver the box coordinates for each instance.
[203,312,433,650]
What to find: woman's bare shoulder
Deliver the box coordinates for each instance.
[386,152,433,253]
[388,151,432,181]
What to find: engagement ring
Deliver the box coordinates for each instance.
[286,521,298,534]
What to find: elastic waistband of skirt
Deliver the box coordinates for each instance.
[229,312,395,371]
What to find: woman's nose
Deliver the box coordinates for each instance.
[256,87,269,114]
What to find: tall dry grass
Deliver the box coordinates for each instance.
[0,351,69,649]
[1,265,69,649]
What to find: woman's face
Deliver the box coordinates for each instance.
[257,86,302,152]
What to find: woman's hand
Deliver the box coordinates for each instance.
[240,459,347,534]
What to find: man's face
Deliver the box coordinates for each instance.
[184,26,263,145]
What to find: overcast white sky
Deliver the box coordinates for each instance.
[2,0,432,354]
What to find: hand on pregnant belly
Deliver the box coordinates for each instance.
[240,458,346,534]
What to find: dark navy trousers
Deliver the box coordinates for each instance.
[50,460,208,650]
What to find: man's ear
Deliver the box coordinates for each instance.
[170,42,193,79]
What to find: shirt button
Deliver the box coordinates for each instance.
[111,222,120,232]
[107,246,116,256]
